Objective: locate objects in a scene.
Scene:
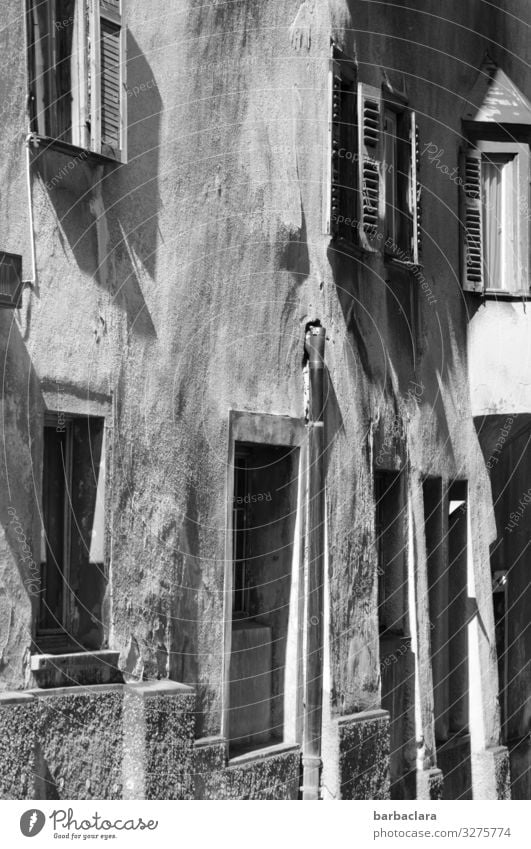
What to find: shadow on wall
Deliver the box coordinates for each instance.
[0,315,42,684]
[29,31,162,339]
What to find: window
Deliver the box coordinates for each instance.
[383,107,417,257]
[228,441,299,756]
[461,142,529,294]
[423,477,448,742]
[326,49,421,262]
[328,49,358,243]
[374,470,416,799]
[424,478,472,799]
[39,414,106,651]
[27,0,126,160]
[375,471,407,636]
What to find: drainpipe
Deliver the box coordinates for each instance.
[302,323,326,800]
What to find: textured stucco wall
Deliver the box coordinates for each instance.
[35,686,124,800]
[0,0,512,797]
[192,739,300,800]
[338,710,390,800]
[0,694,37,799]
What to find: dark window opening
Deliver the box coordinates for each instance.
[426,478,472,800]
[424,477,448,742]
[384,108,414,257]
[448,481,469,735]
[374,470,415,799]
[375,471,407,636]
[38,414,106,653]
[229,442,298,756]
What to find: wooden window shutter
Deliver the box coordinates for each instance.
[411,111,422,264]
[329,62,343,236]
[326,49,357,241]
[460,149,484,292]
[357,84,382,251]
[91,0,126,160]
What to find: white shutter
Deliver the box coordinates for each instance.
[357,84,382,251]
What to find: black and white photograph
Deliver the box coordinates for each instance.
[0,0,529,844]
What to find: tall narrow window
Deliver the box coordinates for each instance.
[384,110,398,244]
[39,414,106,651]
[423,477,449,742]
[375,470,415,799]
[375,471,407,636]
[229,442,298,756]
[41,425,69,631]
[384,107,417,258]
[232,454,248,615]
[448,482,469,735]
[482,154,518,291]
[27,0,126,160]
[461,142,529,294]
[424,479,472,799]
[329,48,358,242]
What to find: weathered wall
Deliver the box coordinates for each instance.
[0,0,514,797]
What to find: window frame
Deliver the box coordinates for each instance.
[324,42,359,247]
[460,138,530,297]
[324,57,421,265]
[26,0,127,164]
[39,414,74,636]
[223,410,306,758]
[38,412,106,646]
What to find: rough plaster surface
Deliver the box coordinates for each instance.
[143,691,195,800]
[0,696,37,800]
[338,711,390,800]
[35,687,123,800]
[193,740,300,800]
[0,0,519,798]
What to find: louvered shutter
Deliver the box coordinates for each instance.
[327,53,357,242]
[329,62,342,235]
[357,84,382,251]
[460,149,484,292]
[91,0,126,160]
[411,111,422,264]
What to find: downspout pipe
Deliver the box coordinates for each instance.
[302,323,326,800]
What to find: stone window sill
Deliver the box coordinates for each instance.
[228,741,300,767]
[30,650,123,689]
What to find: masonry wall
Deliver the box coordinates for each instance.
[0,0,512,798]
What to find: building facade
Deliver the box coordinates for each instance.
[0,0,528,800]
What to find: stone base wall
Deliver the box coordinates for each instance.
[1,686,509,800]
[417,767,444,800]
[0,682,196,801]
[0,684,300,801]
[193,740,300,800]
[123,681,195,800]
[338,709,391,800]
[0,693,38,799]
[35,685,124,799]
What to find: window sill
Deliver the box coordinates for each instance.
[329,236,380,261]
[30,134,122,166]
[436,731,471,752]
[228,741,300,767]
[384,254,421,272]
[30,649,123,689]
[472,289,531,300]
